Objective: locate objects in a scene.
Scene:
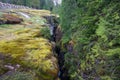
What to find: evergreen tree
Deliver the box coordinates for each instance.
[60,0,120,80]
[43,0,54,10]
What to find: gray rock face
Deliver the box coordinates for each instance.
[0,2,30,9]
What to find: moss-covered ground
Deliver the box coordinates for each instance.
[0,9,59,80]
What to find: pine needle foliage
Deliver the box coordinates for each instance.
[60,0,120,80]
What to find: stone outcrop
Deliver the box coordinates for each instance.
[0,14,23,24]
[0,2,30,9]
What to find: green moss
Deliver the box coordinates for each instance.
[1,71,35,80]
[0,41,25,59]
[0,38,58,79]
[0,9,58,80]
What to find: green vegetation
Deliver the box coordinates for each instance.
[1,72,34,80]
[52,5,61,14]
[40,27,51,39]
[0,0,120,80]
[60,0,120,80]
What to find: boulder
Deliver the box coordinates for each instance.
[1,14,23,24]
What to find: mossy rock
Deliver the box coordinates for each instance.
[0,35,58,80]
[0,9,58,80]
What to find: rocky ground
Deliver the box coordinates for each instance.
[0,9,59,80]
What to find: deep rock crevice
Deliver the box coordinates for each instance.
[44,15,70,80]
